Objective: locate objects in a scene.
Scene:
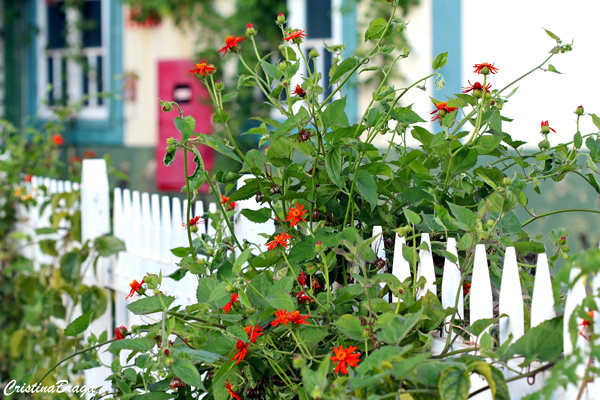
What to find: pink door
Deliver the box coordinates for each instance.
[156,60,215,192]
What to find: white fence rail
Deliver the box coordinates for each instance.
[13,159,599,399]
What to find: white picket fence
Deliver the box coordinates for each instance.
[12,159,600,399]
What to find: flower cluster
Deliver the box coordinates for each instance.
[222,293,239,314]
[266,232,292,250]
[220,195,236,211]
[126,279,144,299]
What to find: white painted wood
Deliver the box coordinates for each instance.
[441,238,464,326]
[563,267,588,355]
[470,244,493,331]
[531,253,556,327]
[131,191,142,256]
[416,233,436,298]
[150,194,161,261]
[498,247,525,345]
[160,196,172,264]
[141,192,152,257]
[113,188,124,242]
[392,235,411,284]
[121,189,134,254]
[195,200,206,235]
[171,197,185,262]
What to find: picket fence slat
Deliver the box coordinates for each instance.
[498,247,525,344]
[416,233,436,298]
[441,238,463,327]
[391,235,411,295]
[470,244,493,333]
[530,253,555,328]
[160,195,172,263]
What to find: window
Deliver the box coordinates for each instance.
[288,0,342,104]
[37,0,109,119]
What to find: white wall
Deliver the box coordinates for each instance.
[462,0,600,148]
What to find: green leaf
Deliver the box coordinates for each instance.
[403,208,421,225]
[175,115,195,143]
[334,315,366,341]
[174,347,223,363]
[240,208,272,223]
[188,146,206,191]
[355,170,378,211]
[265,290,295,312]
[94,235,126,257]
[509,316,563,366]
[108,337,156,354]
[439,366,470,400]
[547,64,562,74]
[377,310,422,345]
[172,360,203,388]
[271,107,310,141]
[393,106,426,124]
[171,247,191,257]
[325,146,345,188]
[432,51,448,70]
[330,56,360,86]
[163,147,176,167]
[448,203,477,231]
[229,178,259,201]
[126,295,175,315]
[261,60,282,80]
[213,110,230,124]
[574,131,582,149]
[135,393,175,400]
[590,113,600,131]
[543,28,561,43]
[199,136,241,163]
[475,135,502,154]
[64,310,95,337]
[513,241,545,254]
[321,97,349,128]
[365,17,387,41]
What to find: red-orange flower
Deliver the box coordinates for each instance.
[126,279,144,299]
[244,325,265,343]
[222,293,240,314]
[462,81,491,94]
[283,29,307,42]
[189,60,216,77]
[463,282,471,296]
[231,340,248,364]
[24,174,33,183]
[579,311,594,336]
[289,310,309,325]
[221,195,236,210]
[221,195,230,204]
[218,35,246,56]
[286,203,307,227]
[51,134,64,146]
[270,309,292,327]
[225,379,241,400]
[330,345,361,374]
[293,84,306,98]
[114,326,126,340]
[430,102,458,122]
[541,120,556,133]
[296,291,312,304]
[83,150,97,159]
[297,272,307,286]
[266,232,292,250]
[473,62,498,75]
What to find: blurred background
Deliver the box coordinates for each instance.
[2,0,599,251]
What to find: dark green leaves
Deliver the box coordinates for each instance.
[321,97,349,128]
[172,360,203,388]
[439,366,470,400]
[94,235,126,257]
[365,17,387,41]
[432,52,448,70]
[187,146,206,191]
[448,203,477,231]
[325,147,345,188]
[108,337,156,354]
[64,310,95,337]
[509,317,563,366]
[355,170,378,211]
[126,295,175,315]
[261,60,282,80]
[213,110,230,124]
[377,311,422,345]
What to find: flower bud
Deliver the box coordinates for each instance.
[562,252,569,260]
[502,177,511,186]
[190,224,199,233]
[226,284,234,292]
[306,265,316,274]
[541,125,550,135]
[576,105,584,116]
[160,100,173,112]
[437,109,448,119]
[561,245,570,252]
[559,235,567,245]
[479,66,490,75]
[292,355,305,369]
[315,241,323,252]
[246,22,256,37]
[215,80,225,91]
[472,88,483,99]
[164,348,170,356]
[276,12,286,25]
[166,137,175,145]
[309,49,320,58]
[362,328,371,338]
[396,21,406,33]
[486,219,494,227]
[538,139,550,151]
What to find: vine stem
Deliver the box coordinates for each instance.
[467,361,555,398]
[204,171,242,250]
[521,208,600,228]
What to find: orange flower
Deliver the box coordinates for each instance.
[222,293,239,314]
[270,309,292,327]
[126,279,144,299]
[462,81,491,94]
[579,311,594,336]
[330,345,361,374]
[83,150,97,159]
[266,232,292,250]
[218,35,246,57]
[463,282,471,296]
[51,134,64,146]
[244,325,265,343]
[114,326,126,340]
[283,29,307,43]
[286,203,307,227]
[225,379,241,400]
[289,310,309,325]
[231,340,248,365]
[473,62,498,75]
[221,195,230,204]
[24,174,32,183]
[293,84,306,98]
[221,195,236,210]
[430,102,458,122]
[189,60,216,77]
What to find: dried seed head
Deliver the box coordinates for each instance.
[270,185,281,195]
